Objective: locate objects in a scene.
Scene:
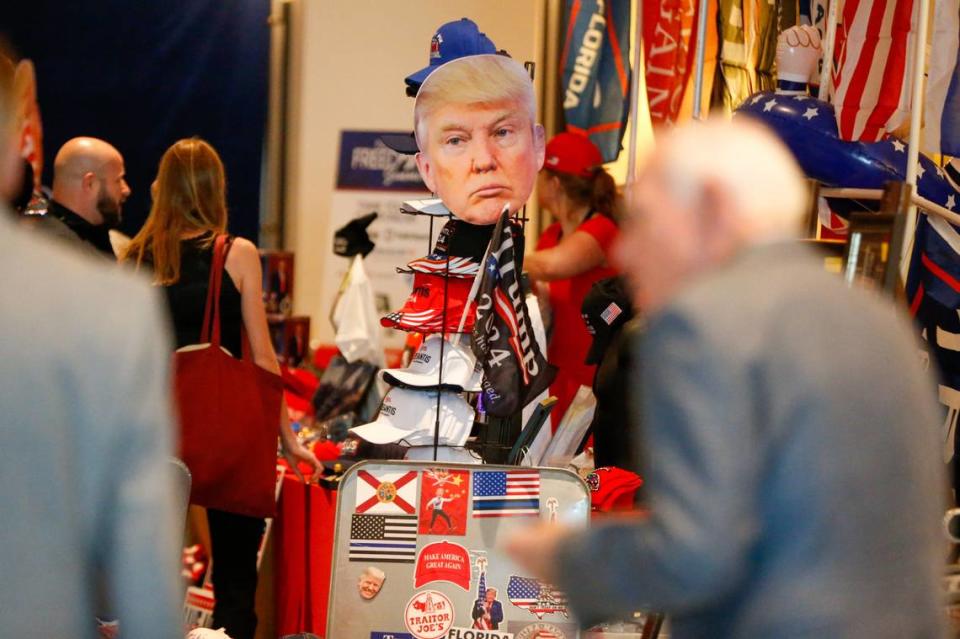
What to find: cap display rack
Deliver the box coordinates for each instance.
[396,203,532,464]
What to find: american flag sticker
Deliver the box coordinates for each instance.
[472,470,540,517]
[600,302,622,325]
[348,514,417,563]
[507,576,569,619]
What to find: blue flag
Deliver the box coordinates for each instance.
[560,0,632,162]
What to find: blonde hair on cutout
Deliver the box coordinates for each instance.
[414,54,535,148]
[362,566,385,580]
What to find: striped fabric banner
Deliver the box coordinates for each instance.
[923,0,960,156]
[831,0,917,142]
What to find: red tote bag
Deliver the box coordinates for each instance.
[174,235,282,518]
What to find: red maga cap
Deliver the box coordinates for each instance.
[543,132,604,178]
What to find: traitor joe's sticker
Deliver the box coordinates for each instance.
[418,468,469,535]
[404,590,454,639]
[413,540,470,590]
[506,576,569,618]
[446,628,514,639]
[356,469,419,515]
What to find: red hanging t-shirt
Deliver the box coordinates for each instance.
[535,213,619,429]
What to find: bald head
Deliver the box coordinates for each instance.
[52,137,130,227]
[615,118,808,312]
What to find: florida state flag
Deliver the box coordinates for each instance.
[560,0,631,161]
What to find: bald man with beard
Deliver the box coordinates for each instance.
[31,136,130,258]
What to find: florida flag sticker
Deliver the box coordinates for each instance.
[356,469,419,515]
[419,468,469,535]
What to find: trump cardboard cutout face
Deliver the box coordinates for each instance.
[414,55,545,225]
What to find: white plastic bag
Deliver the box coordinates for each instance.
[330,255,384,366]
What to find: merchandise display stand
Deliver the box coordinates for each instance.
[326,460,590,639]
[398,203,467,463]
[393,201,531,464]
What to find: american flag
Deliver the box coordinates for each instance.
[348,514,417,563]
[506,576,569,619]
[600,302,623,325]
[831,0,917,142]
[406,255,480,278]
[472,471,540,517]
[381,309,476,333]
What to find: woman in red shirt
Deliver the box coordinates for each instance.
[525,133,619,429]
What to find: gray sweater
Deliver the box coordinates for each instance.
[556,244,946,638]
[0,211,181,638]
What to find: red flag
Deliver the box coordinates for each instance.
[643,0,698,127]
[418,468,469,535]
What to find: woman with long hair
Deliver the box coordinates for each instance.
[525,133,620,429]
[123,138,319,639]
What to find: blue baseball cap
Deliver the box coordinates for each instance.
[404,18,497,91]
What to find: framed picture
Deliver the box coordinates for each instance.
[269,315,311,367]
[261,250,295,317]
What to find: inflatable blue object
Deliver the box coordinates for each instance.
[735,91,959,214]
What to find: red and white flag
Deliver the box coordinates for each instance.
[355,470,418,515]
[831,0,918,142]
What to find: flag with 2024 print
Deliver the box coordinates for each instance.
[470,211,556,418]
[560,0,632,162]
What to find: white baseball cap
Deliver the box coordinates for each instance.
[381,335,483,392]
[350,386,475,446]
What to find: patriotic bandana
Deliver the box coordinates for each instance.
[470,210,556,417]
